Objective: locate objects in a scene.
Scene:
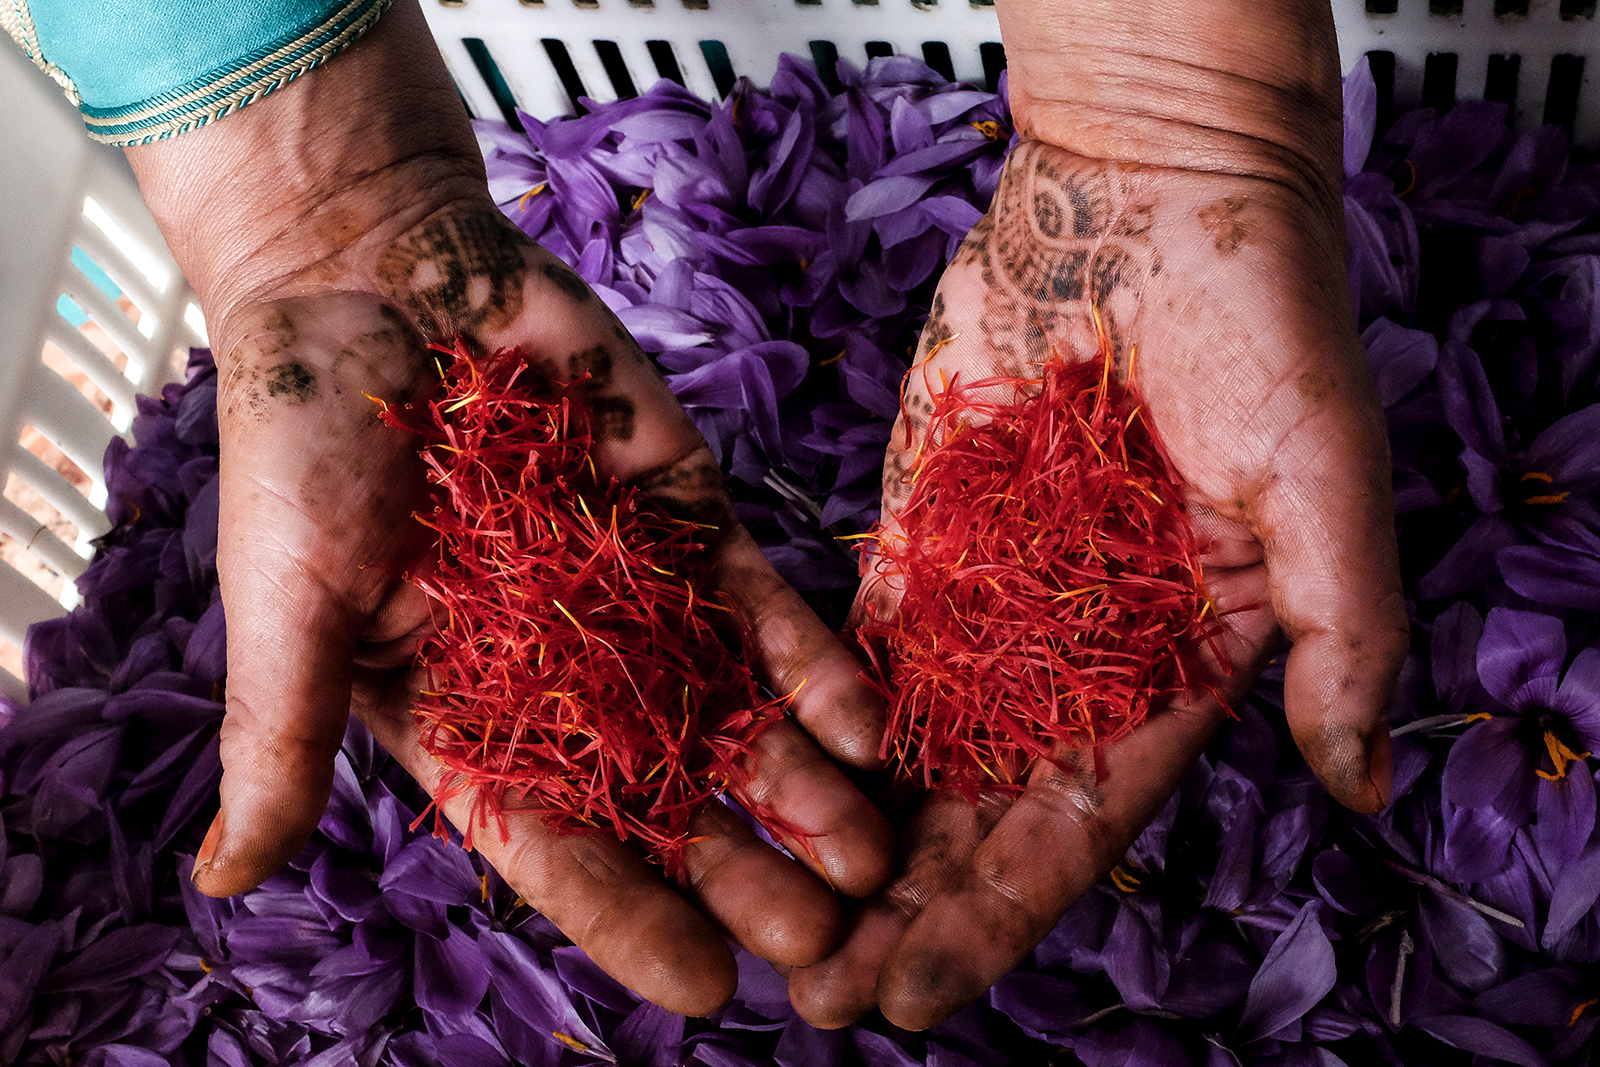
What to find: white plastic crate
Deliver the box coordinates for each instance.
[0,0,1597,700]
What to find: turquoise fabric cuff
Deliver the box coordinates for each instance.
[2,0,391,145]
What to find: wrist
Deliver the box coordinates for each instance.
[123,0,487,327]
[996,0,1344,210]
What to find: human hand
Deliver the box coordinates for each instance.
[124,0,889,1016]
[790,0,1408,1029]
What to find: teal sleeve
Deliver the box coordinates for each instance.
[2,0,390,145]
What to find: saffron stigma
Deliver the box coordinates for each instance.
[378,341,784,875]
[859,323,1228,800]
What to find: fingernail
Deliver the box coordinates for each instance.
[193,815,223,879]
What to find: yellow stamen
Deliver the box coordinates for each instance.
[971,120,1002,139]
[1570,997,1598,1026]
[518,183,547,210]
[552,1032,590,1052]
[632,188,651,210]
[1108,865,1142,894]
[1535,730,1592,781]
[1463,711,1493,724]
[1521,471,1556,484]
[1395,159,1418,197]
[1526,493,1572,506]
[480,874,490,902]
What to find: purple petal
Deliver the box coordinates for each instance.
[1431,601,1486,712]
[154,732,221,850]
[416,924,492,1017]
[433,1034,510,1067]
[1500,543,1600,610]
[611,1000,685,1067]
[1102,903,1168,1011]
[1361,317,1438,407]
[41,923,181,993]
[1161,940,1253,1017]
[1480,607,1568,706]
[1527,403,1600,488]
[1441,800,1517,882]
[1534,763,1596,872]
[89,1046,170,1067]
[1343,57,1378,177]
[1418,893,1508,994]
[1364,924,1432,1029]
[1417,1015,1546,1067]
[1436,339,1506,460]
[854,1029,920,1067]
[225,914,344,967]
[480,931,604,1052]
[775,1017,848,1067]
[1418,513,1520,601]
[1556,647,1600,749]
[1236,900,1336,1043]
[1543,838,1600,948]
[0,921,63,1032]
[0,855,43,917]
[378,837,481,907]
[845,175,938,221]
[1312,849,1386,915]
[1475,968,1582,1028]
[1441,717,1527,809]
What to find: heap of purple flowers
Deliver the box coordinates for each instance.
[2,51,1599,1065]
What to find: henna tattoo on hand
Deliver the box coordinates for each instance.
[265,362,318,403]
[952,143,1168,372]
[1197,196,1253,255]
[375,206,528,335]
[637,457,735,528]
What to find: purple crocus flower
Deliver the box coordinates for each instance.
[1419,323,1600,600]
[1441,607,1600,883]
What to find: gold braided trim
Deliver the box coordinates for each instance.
[2,0,80,104]
[83,0,380,129]
[85,0,389,145]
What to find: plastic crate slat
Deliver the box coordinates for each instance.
[60,264,153,365]
[19,370,117,506]
[7,446,110,541]
[68,219,166,322]
[43,319,139,419]
[0,554,69,653]
[0,494,89,581]
[0,660,28,704]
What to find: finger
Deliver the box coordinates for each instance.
[354,669,739,1017]
[711,524,888,772]
[787,791,1005,1029]
[1250,347,1408,813]
[680,799,841,967]
[199,298,432,897]
[735,718,893,898]
[878,694,1230,1031]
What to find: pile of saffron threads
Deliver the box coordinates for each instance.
[377,341,780,873]
[860,330,1224,800]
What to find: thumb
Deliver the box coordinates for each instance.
[195,297,434,896]
[1256,355,1409,813]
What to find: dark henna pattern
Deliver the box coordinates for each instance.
[957,144,1162,368]
[542,260,592,303]
[1197,196,1252,255]
[637,458,736,528]
[265,362,318,403]
[374,207,528,335]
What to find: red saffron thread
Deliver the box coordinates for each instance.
[860,320,1228,800]
[377,341,782,874]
